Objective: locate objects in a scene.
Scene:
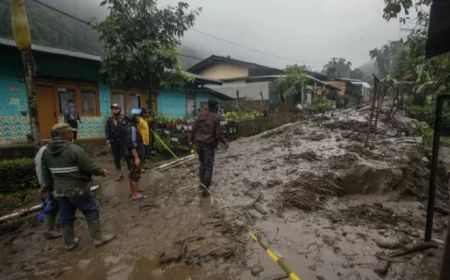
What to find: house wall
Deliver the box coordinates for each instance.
[208,81,270,100]
[328,80,347,96]
[198,62,249,80]
[157,89,187,118]
[0,48,111,144]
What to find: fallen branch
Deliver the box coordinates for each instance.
[388,241,438,258]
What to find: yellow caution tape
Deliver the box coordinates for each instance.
[153,133,302,280]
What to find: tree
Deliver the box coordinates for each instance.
[369,40,403,78]
[350,68,364,80]
[322,58,352,78]
[93,0,200,106]
[275,64,307,107]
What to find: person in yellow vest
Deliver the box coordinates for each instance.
[137,108,150,170]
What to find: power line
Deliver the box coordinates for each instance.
[25,0,325,66]
[30,0,91,25]
[190,28,325,64]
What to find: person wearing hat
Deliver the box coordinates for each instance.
[41,123,115,250]
[124,112,146,200]
[105,103,130,181]
[63,99,81,140]
[189,99,228,196]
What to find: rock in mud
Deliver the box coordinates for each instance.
[374,260,391,276]
[339,164,403,195]
[250,264,264,276]
[266,179,283,188]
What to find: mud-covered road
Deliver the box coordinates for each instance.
[1,108,449,280]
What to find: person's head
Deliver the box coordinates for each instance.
[139,108,148,118]
[208,99,218,112]
[111,103,121,116]
[67,100,75,108]
[51,123,76,141]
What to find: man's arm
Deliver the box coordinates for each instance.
[41,152,53,192]
[73,145,105,176]
[190,118,198,144]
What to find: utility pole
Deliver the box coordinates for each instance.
[10,0,41,147]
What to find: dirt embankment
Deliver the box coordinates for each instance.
[0,107,449,280]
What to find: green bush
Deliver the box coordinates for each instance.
[310,99,334,113]
[0,158,38,193]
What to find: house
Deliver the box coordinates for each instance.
[0,38,226,145]
[308,72,372,104]
[188,55,341,108]
[188,55,282,101]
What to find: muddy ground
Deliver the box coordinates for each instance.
[0,108,449,280]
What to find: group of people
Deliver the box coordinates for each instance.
[35,98,227,251]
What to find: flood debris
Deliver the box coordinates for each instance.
[279,173,342,211]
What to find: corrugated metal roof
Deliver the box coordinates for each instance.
[0,38,101,61]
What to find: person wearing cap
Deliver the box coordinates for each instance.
[105,103,130,181]
[41,123,115,250]
[125,111,146,200]
[190,99,228,196]
[137,108,150,170]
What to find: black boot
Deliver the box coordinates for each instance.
[87,219,115,247]
[62,225,79,251]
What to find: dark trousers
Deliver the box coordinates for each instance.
[196,143,216,188]
[111,142,131,170]
[58,192,99,226]
[67,120,78,140]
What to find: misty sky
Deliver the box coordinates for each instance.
[159,0,405,71]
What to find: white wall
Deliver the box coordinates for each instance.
[209,81,270,100]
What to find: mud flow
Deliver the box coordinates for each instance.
[1,107,449,280]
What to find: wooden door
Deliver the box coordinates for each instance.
[36,85,57,140]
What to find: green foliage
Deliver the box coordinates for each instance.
[220,111,264,121]
[93,0,200,91]
[335,95,355,109]
[275,65,307,95]
[408,119,433,147]
[310,99,334,113]
[322,58,352,77]
[0,158,38,194]
[154,132,183,155]
[370,40,403,78]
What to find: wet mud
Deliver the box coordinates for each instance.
[1,107,449,280]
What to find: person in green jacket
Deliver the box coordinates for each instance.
[41,123,115,250]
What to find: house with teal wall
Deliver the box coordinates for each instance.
[0,38,228,145]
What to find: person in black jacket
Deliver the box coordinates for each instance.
[105,103,130,181]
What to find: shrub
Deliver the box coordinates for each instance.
[0,158,38,193]
[310,99,334,113]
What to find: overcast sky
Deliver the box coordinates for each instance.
[159,0,405,71]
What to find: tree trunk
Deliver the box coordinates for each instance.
[20,50,41,148]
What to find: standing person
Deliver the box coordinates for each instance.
[41,123,115,251]
[137,108,150,170]
[190,99,228,196]
[105,103,130,181]
[35,142,61,239]
[125,113,145,200]
[63,100,81,140]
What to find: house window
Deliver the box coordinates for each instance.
[81,90,97,115]
[186,93,196,117]
[127,94,141,114]
[58,88,76,113]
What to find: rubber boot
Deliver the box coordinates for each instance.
[43,214,62,239]
[87,219,115,247]
[62,225,79,251]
